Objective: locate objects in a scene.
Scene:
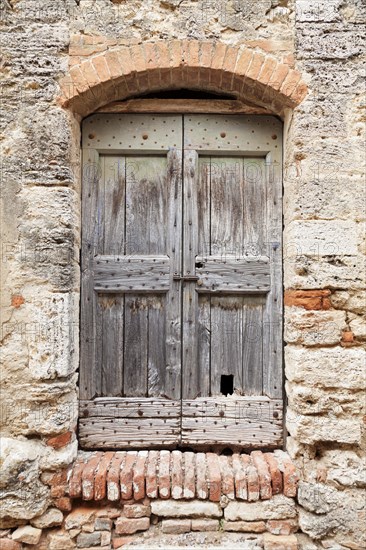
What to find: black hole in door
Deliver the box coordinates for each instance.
[220,375,234,396]
[195,261,204,268]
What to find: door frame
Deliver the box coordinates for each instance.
[79,100,284,451]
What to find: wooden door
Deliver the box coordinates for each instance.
[79,114,283,449]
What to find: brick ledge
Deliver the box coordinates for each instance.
[63,450,298,504]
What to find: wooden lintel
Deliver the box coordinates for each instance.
[96,98,274,115]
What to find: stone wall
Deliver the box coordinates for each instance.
[0,1,365,549]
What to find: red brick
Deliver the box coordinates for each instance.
[146,451,159,499]
[264,453,283,495]
[246,52,265,81]
[251,451,272,500]
[158,450,171,499]
[107,452,125,501]
[94,451,114,501]
[104,50,123,79]
[195,452,208,500]
[69,66,90,94]
[82,452,103,500]
[133,450,148,501]
[113,537,136,549]
[183,452,196,499]
[267,519,298,536]
[115,517,150,535]
[171,450,183,499]
[79,60,100,88]
[246,461,260,502]
[257,56,277,87]
[54,497,72,512]
[92,55,111,83]
[69,457,87,498]
[284,289,331,310]
[232,454,247,500]
[130,44,147,73]
[235,49,254,76]
[280,70,302,98]
[282,460,298,498]
[342,331,355,344]
[211,42,227,71]
[169,39,183,68]
[46,431,72,450]
[206,453,221,502]
[290,80,307,104]
[120,451,138,500]
[219,455,235,500]
[117,46,134,76]
[199,41,214,68]
[268,63,290,91]
[11,295,24,308]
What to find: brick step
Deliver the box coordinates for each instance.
[64,450,298,503]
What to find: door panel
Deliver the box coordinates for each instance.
[80,113,283,449]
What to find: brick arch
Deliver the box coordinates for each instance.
[59,40,307,117]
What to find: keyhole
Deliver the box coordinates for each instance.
[220,375,234,396]
[195,261,204,268]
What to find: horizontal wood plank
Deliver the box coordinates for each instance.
[195,256,270,293]
[93,255,170,292]
[80,398,181,418]
[96,99,273,115]
[182,397,282,447]
[79,418,180,448]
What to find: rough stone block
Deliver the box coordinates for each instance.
[285,309,346,346]
[223,520,266,533]
[115,517,150,535]
[267,519,299,535]
[286,410,362,446]
[161,519,191,534]
[151,500,222,518]
[94,518,112,531]
[224,495,296,522]
[285,347,366,390]
[263,533,298,550]
[76,531,101,547]
[12,526,42,545]
[31,508,64,528]
[191,519,220,531]
[286,220,358,257]
[123,504,151,518]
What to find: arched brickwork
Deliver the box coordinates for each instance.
[58,40,307,117]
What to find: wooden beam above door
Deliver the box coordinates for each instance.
[96,99,274,115]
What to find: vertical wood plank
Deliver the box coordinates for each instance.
[210,296,243,396]
[99,294,124,397]
[80,148,103,399]
[125,156,168,255]
[147,296,167,397]
[103,156,125,256]
[242,297,264,395]
[165,148,183,400]
[197,157,211,257]
[263,155,283,398]
[197,295,211,397]
[123,296,148,397]
[182,149,199,399]
[210,157,244,258]
[243,158,266,258]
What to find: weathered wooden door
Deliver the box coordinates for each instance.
[79,114,283,449]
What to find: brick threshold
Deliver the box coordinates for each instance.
[66,449,298,503]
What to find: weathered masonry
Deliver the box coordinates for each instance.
[1,2,365,550]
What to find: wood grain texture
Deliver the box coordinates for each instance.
[181,397,283,447]
[195,256,270,293]
[96,99,273,115]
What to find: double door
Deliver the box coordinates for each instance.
[80,114,283,449]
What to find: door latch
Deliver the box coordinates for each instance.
[173,274,200,282]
